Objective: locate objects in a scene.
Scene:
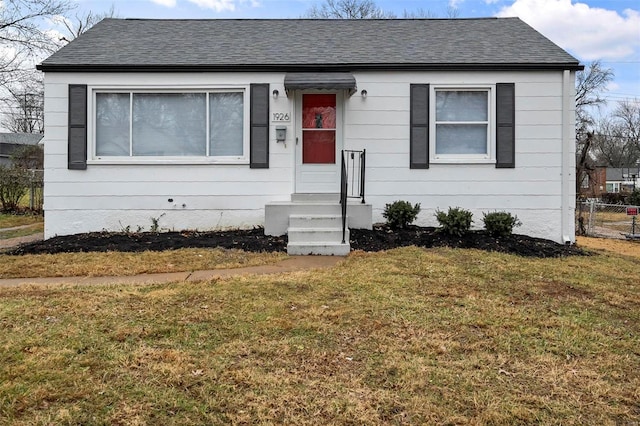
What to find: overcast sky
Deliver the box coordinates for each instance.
[55,0,640,108]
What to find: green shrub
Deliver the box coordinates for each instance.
[383,200,421,229]
[482,211,522,237]
[435,207,473,236]
[628,189,640,206]
[0,166,29,212]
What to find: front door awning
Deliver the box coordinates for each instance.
[284,72,357,96]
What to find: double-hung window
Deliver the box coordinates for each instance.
[432,87,493,162]
[93,89,246,161]
[410,83,514,169]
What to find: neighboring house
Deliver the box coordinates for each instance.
[606,168,640,193]
[37,18,581,252]
[0,133,44,166]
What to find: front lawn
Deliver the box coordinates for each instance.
[0,246,638,424]
[0,248,286,278]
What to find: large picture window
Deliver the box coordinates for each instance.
[432,87,492,162]
[94,90,245,160]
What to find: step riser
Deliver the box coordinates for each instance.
[288,229,349,243]
[288,204,342,215]
[289,215,344,229]
[290,193,340,203]
[287,243,351,256]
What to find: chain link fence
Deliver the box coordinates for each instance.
[576,201,639,239]
[26,169,44,211]
[0,167,43,212]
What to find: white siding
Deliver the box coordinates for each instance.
[43,69,575,243]
[345,70,573,243]
[44,72,293,237]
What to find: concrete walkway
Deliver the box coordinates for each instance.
[0,223,40,232]
[0,222,44,250]
[0,255,344,288]
[0,232,44,249]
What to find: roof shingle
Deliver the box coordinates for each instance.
[38,18,581,71]
[0,133,44,145]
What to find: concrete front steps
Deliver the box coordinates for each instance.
[287,214,350,256]
[264,193,372,256]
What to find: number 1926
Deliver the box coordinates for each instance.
[272,112,290,122]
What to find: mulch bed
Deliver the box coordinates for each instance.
[5,225,586,258]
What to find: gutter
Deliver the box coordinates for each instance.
[36,62,585,73]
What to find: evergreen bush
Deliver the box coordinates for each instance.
[482,211,522,237]
[382,200,421,229]
[435,207,473,236]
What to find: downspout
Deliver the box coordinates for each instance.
[561,69,577,244]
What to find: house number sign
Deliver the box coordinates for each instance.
[272,112,290,122]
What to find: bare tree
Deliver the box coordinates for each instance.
[11,143,44,170]
[58,4,118,42]
[0,0,72,89]
[1,80,44,133]
[402,8,437,18]
[613,99,640,159]
[575,61,614,194]
[445,6,460,18]
[304,0,394,19]
[592,116,639,167]
[305,0,461,19]
[576,61,614,130]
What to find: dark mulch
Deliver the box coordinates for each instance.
[350,225,586,258]
[5,225,586,258]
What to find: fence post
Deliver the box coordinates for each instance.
[30,172,35,210]
[588,199,596,235]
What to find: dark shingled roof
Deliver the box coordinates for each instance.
[38,18,582,72]
[607,167,640,181]
[0,133,44,145]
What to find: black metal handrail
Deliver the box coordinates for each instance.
[340,154,348,244]
[340,149,366,244]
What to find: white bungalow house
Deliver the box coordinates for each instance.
[37,18,581,254]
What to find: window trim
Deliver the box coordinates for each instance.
[429,85,496,164]
[88,86,250,165]
[581,174,590,189]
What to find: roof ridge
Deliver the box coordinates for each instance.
[113,17,508,22]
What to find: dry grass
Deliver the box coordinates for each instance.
[0,248,287,278]
[601,223,635,233]
[595,211,629,223]
[0,213,43,229]
[593,211,636,233]
[0,246,638,425]
[577,236,640,259]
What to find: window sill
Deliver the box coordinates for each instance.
[88,158,250,166]
[430,158,495,165]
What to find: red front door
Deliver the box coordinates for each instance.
[295,92,342,193]
[302,94,336,164]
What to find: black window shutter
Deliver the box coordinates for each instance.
[68,84,88,170]
[250,84,269,168]
[496,83,515,168]
[410,84,429,169]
